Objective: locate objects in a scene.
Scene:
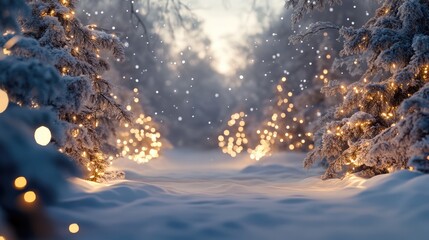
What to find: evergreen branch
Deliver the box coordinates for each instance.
[289,21,340,44]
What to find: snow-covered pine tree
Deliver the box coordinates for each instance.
[237,1,376,160]
[3,0,128,181]
[1,1,77,239]
[289,0,429,178]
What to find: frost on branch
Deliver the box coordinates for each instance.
[293,0,429,178]
[289,22,340,44]
[286,0,342,23]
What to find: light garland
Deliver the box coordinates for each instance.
[116,113,162,164]
[218,111,249,158]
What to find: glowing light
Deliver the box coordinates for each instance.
[69,223,80,234]
[0,236,5,240]
[0,89,9,113]
[219,112,248,157]
[2,36,20,56]
[34,126,52,146]
[249,140,271,161]
[14,176,27,189]
[116,113,162,164]
[23,191,36,203]
[2,48,11,55]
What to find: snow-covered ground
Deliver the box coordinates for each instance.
[50,149,429,240]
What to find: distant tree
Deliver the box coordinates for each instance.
[290,0,429,178]
[79,0,234,148]
[249,76,314,160]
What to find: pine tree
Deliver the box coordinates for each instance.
[4,0,128,181]
[236,2,376,160]
[290,0,429,178]
[1,1,77,238]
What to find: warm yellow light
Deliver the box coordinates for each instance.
[34,126,52,146]
[23,191,36,203]
[149,149,158,157]
[69,223,80,234]
[14,176,27,189]
[0,236,5,240]
[0,89,9,113]
[2,48,11,55]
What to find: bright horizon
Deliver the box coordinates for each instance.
[186,0,284,75]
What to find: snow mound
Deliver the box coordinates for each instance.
[48,150,429,240]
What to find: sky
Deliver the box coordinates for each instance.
[185,0,284,75]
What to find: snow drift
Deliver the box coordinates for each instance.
[47,150,429,240]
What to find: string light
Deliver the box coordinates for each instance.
[116,114,162,164]
[249,76,313,161]
[218,112,249,158]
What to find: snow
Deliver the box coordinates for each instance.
[50,149,429,240]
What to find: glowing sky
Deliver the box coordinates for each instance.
[186,0,284,75]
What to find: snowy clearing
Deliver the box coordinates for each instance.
[49,150,429,240]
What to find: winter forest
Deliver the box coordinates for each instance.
[1,0,429,239]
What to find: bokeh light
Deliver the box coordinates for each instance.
[34,126,52,146]
[23,191,36,203]
[69,223,80,234]
[116,114,162,164]
[14,176,27,189]
[247,76,314,161]
[0,89,9,113]
[218,112,249,158]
